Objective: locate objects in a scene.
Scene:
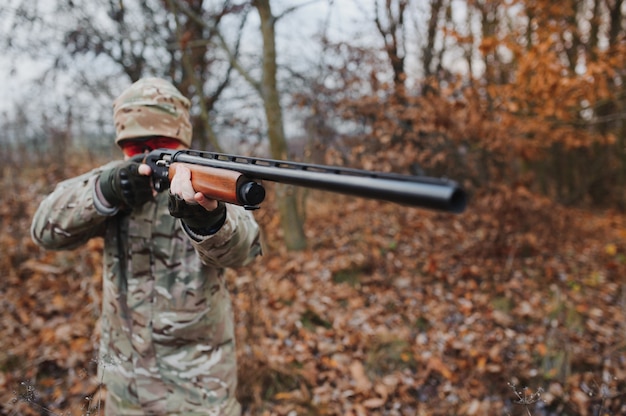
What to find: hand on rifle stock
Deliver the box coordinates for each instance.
[169,165,218,211]
[168,165,227,234]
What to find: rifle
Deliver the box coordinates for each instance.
[141,149,467,213]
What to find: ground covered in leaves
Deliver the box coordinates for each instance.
[2,161,626,415]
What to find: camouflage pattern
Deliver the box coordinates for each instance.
[31,161,262,415]
[113,78,193,147]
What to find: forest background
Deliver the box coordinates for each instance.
[2,0,626,414]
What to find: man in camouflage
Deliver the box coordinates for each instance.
[31,77,261,415]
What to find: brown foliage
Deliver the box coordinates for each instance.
[315,0,626,211]
[2,152,626,415]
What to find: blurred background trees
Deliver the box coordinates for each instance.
[3,3,626,414]
[1,0,625,247]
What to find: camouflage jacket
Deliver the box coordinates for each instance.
[31,161,262,415]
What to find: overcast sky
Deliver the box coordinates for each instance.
[0,0,477,149]
[2,2,358,113]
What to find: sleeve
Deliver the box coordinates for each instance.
[30,163,119,251]
[182,204,262,268]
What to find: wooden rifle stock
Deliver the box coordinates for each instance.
[169,163,266,207]
[144,149,467,213]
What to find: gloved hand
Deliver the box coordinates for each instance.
[167,164,226,235]
[98,160,153,210]
[168,195,227,235]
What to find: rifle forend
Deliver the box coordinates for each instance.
[143,149,467,213]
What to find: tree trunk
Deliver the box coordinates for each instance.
[254,0,307,250]
[374,0,407,103]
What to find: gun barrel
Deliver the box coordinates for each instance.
[162,150,466,213]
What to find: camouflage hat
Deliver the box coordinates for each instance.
[113,77,192,147]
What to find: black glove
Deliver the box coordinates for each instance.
[168,194,227,235]
[99,161,153,210]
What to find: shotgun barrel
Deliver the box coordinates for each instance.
[144,149,467,213]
